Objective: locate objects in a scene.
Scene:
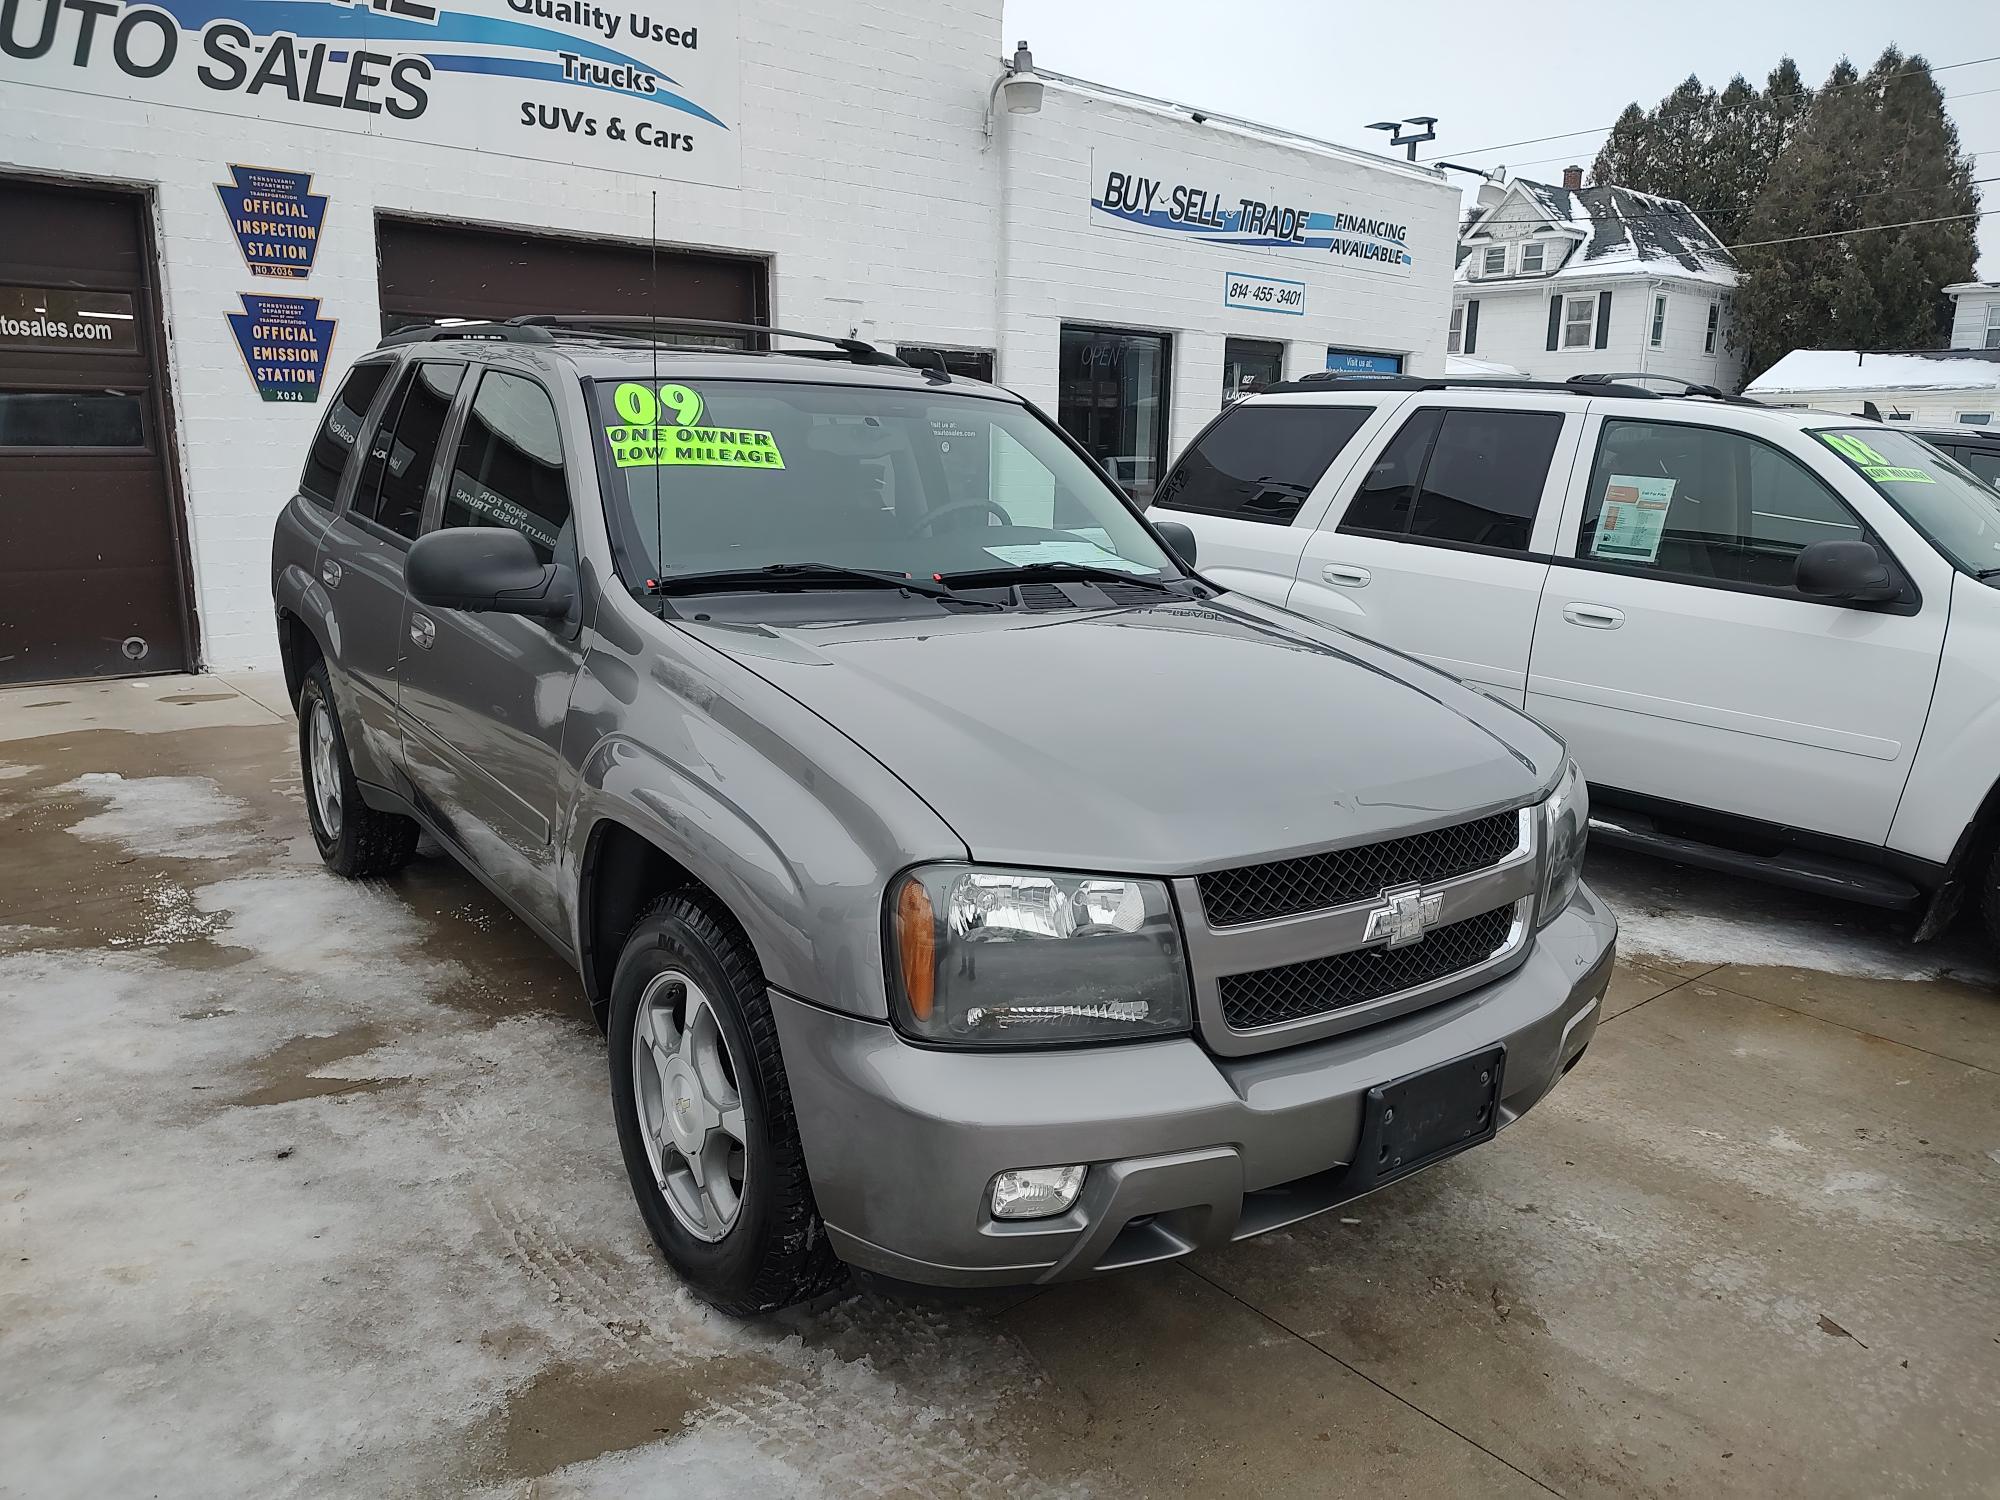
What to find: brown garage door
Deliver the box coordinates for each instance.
[376,217,765,336]
[0,179,192,685]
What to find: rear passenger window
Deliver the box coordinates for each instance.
[1408,410,1564,551]
[300,362,390,509]
[352,361,464,541]
[1153,405,1371,524]
[1339,410,1440,535]
[441,370,571,564]
[1576,419,1870,591]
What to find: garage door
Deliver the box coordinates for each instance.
[0,179,191,685]
[376,217,765,336]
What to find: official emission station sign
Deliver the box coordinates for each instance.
[226,294,336,402]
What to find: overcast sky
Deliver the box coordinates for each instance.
[1000,0,2000,278]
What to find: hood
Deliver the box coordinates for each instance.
[676,595,1562,874]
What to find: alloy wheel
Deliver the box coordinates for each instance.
[632,968,748,1242]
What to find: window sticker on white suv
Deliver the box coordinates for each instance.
[1590,474,1675,562]
[1818,432,1935,485]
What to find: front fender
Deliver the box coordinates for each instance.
[561,634,967,1019]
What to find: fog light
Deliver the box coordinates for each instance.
[989,1164,1087,1220]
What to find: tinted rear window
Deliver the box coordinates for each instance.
[1408,409,1564,551]
[1153,405,1371,524]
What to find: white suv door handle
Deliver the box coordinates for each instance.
[1562,602,1624,629]
[1322,564,1372,588]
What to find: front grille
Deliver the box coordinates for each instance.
[1197,811,1519,928]
[1218,904,1517,1031]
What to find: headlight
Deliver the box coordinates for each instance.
[1537,758,1589,928]
[888,865,1192,1047]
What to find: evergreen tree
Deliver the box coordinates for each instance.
[1734,48,1979,379]
[1588,64,1812,243]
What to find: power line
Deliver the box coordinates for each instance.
[1459,172,1999,231]
[1421,51,2000,163]
[1724,206,1997,251]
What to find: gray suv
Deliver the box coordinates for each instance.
[270,317,1615,1314]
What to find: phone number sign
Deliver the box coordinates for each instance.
[1224,271,1306,317]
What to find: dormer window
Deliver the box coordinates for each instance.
[1482,246,1506,276]
[1520,242,1545,274]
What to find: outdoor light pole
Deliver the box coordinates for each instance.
[1366,117,1438,161]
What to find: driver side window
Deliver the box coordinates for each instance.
[1577,419,1871,592]
[440,370,572,567]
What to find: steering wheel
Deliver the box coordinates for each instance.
[911,498,1011,535]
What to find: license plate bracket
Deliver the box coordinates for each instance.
[1353,1044,1505,1190]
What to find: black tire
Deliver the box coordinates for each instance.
[607,891,846,1315]
[298,660,420,879]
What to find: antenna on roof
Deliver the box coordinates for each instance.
[650,189,665,587]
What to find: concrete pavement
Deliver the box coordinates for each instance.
[1,673,1994,1498]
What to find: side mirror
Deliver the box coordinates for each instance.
[1794,538,1899,603]
[1153,519,1199,569]
[406,527,575,619]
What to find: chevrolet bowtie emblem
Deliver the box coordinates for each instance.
[1364,884,1443,949]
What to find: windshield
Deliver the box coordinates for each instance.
[590,378,1180,589]
[1814,428,2000,575]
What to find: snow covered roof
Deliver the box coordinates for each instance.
[1746,349,2000,394]
[1456,179,1736,288]
[1446,354,1525,377]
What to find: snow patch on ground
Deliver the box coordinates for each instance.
[1,853,1094,1498]
[1585,848,1994,984]
[0,761,33,780]
[57,771,260,859]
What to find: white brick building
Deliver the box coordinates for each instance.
[0,0,1456,682]
[1448,168,1741,394]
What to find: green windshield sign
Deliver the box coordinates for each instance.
[1818,431,1936,484]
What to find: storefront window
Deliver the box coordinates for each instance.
[1223,338,1285,405]
[1058,325,1171,503]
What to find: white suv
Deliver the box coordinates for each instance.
[1152,373,2000,946]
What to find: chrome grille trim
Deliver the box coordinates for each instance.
[1177,808,1538,1057]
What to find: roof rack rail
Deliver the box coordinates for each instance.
[1271,373,1668,400]
[506,315,907,366]
[378,320,555,346]
[1567,372,1762,406]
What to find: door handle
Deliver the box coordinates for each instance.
[1562,602,1624,629]
[409,613,436,651]
[320,559,342,589]
[1321,564,1372,588]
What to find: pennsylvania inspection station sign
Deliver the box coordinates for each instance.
[0,0,741,186]
[217,165,328,278]
[1090,150,1415,277]
[227,293,336,402]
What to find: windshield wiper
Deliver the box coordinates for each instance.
[934,562,1180,592]
[647,563,972,601]
[1975,567,2000,580]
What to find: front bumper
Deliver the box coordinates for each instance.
[772,884,1616,1288]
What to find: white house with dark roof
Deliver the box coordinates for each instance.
[1449,166,1742,391]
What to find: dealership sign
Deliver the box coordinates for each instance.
[1091,151,1414,276]
[226,293,335,402]
[0,0,741,185]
